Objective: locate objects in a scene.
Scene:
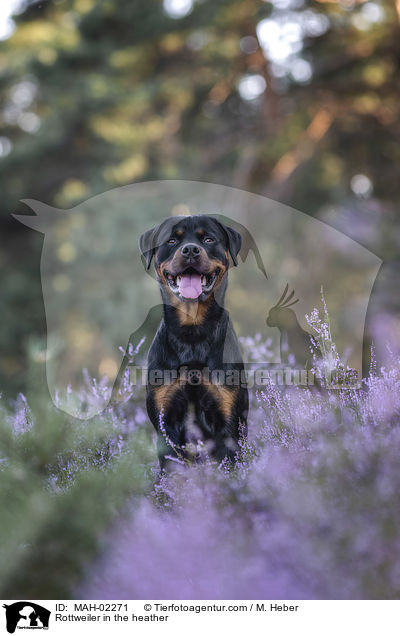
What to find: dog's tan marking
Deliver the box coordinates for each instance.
[206,259,227,291]
[157,261,182,305]
[153,380,180,412]
[206,258,226,272]
[157,260,173,282]
[205,383,238,419]
[175,298,211,325]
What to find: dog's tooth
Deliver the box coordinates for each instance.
[201,275,205,286]
[177,275,181,284]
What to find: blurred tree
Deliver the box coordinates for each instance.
[0,0,399,394]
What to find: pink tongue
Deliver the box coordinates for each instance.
[178,274,202,299]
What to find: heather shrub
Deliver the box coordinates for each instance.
[1,328,400,599]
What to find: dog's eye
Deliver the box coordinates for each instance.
[203,236,215,244]
[167,237,177,244]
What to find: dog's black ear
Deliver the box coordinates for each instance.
[138,226,157,270]
[212,214,268,278]
[216,222,242,267]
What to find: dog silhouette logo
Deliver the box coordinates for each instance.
[13,181,381,417]
[3,602,51,633]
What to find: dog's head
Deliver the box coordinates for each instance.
[139,215,242,303]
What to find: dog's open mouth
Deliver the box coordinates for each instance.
[166,267,220,300]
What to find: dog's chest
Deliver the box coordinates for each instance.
[171,337,218,367]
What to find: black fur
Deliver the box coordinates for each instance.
[114,215,249,470]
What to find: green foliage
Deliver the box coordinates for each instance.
[0,374,154,598]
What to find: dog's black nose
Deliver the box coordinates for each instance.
[181,243,201,259]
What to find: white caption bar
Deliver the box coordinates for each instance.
[1,600,399,635]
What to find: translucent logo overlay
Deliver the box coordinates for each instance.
[14,180,381,418]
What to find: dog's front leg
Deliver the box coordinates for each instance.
[199,382,244,464]
[213,421,241,464]
[146,383,188,469]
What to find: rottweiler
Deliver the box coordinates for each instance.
[136,214,249,469]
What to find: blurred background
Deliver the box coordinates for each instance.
[1,0,400,398]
